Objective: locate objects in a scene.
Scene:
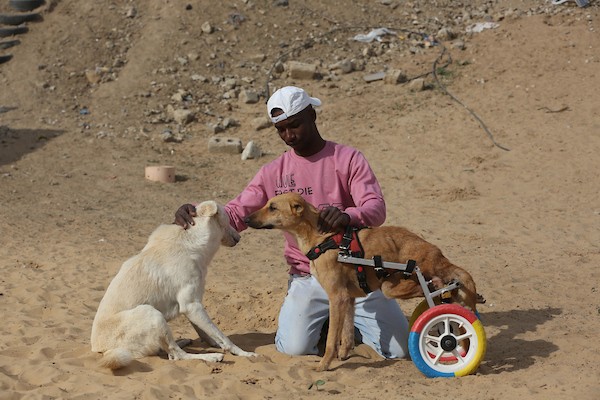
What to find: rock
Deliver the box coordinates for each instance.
[241,141,262,160]
[171,89,190,102]
[239,89,259,104]
[452,40,466,50]
[172,108,195,125]
[191,74,208,82]
[201,21,214,34]
[351,59,366,72]
[384,69,408,85]
[85,69,101,84]
[273,61,285,73]
[287,61,318,80]
[330,59,353,74]
[252,116,271,131]
[436,27,457,41]
[161,130,183,143]
[208,136,242,154]
[207,123,224,134]
[222,118,238,128]
[363,71,385,83]
[222,78,238,90]
[126,6,137,18]
[407,78,425,92]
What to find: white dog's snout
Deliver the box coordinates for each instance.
[224,227,241,247]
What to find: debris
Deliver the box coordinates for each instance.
[208,137,242,154]
[352,28,396,43]
[363,71,385,83]
[538,105,570,113]
[551,0,589,7]
[466,22,499,33]
[145,166,176,183]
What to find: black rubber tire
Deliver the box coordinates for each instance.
[0,26,29,38]
[9,0,45,12]
[0,54,14,65]
[0,13,43,26]
[0,40,21,50]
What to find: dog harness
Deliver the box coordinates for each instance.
[306,226,390,294]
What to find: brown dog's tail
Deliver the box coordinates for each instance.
[98,348,133,370]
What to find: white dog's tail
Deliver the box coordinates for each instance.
[99,348,134,369]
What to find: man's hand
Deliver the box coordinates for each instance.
[174,203,197,229]
[318,207,350,233]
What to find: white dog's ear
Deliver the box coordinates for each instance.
[197,200,218,217]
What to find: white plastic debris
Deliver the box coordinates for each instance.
[352,28,396,43]
[466,22,499,33]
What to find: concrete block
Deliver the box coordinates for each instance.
[208,136,242,154]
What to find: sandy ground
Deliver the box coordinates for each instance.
[1,0,599,399]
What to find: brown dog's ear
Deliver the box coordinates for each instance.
[197,200,218,217]
[290,201,304,216]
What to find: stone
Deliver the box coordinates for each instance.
[363,71,385,83]
[241,141,262,160]
[172,108,195,125]
[208,136,242,154]
[287,61,317,80]
[201,21,213,34]
[384,69,408,85]
[239,89,259,104]
[408,78,425,92]
[252,117,271,131]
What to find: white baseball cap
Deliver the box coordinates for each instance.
[266,86,322,123]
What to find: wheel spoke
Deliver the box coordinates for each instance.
[424,333,441,344]
[430,347,444,364]
[443,318,451,335]
[455,331,473,342]
[451,348,466,363]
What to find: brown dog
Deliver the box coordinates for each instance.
[245,192,482,371]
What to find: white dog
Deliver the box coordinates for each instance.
[91,200,257,369]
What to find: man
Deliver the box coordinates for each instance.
[175,86,409,359]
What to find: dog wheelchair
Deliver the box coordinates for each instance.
[337,252,487,378]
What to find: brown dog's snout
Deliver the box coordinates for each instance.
[244,212,274,229]
[243,215,256,227]
[244,214,260,228]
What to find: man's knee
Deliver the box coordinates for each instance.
[275,332,317,356]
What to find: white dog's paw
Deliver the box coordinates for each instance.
[203,353,224,363]
[230,348,258,357]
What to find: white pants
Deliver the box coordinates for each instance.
[275,274,409,358]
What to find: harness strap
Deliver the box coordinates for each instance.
[306,236,339,260]
[406,259,416,275]
[355,265,371,294]
[339,226,373,295]
[372,255,389,280]
[305,226,377,295]
[339,227,354,254]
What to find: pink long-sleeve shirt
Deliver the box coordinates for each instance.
[225,140,386,275]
